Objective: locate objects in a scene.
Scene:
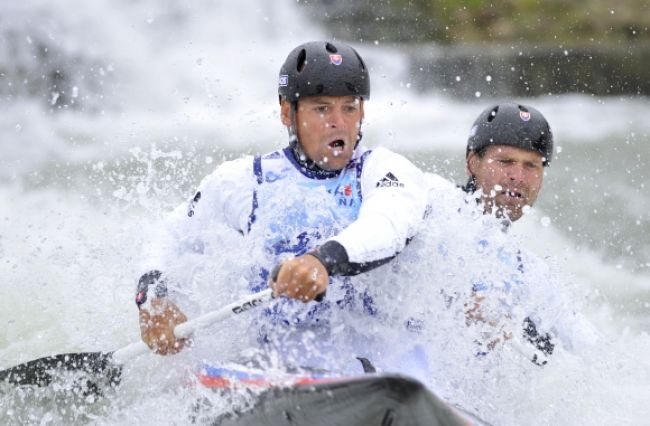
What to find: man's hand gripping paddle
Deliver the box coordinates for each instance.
[0,289,273,392]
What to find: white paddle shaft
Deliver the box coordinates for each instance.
[112,289,273,364]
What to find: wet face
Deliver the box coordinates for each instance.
[281,96,364,171]
[467,145,545,222]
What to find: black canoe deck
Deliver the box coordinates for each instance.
[212,374,486,426]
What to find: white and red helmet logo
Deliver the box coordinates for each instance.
[329,54,343,65]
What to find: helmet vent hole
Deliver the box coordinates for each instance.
[325,42,338,53]
[518,105,529,113]
[487,106,499,122]
[296,49,307,72]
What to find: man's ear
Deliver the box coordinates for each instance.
[466,151,479,177]
[280,100,291,127]
[280,100,292,127]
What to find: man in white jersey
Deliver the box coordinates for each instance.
[425,103,597,365]
[135,41,428,363]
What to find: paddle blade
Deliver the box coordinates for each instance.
[0,352,121,389]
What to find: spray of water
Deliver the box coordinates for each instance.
[1,0,649,424]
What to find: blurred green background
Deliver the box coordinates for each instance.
[299,0,650,97]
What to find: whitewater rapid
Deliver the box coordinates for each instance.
[1,0,649,424]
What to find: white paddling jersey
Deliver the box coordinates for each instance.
[142,145,427,327]
[176,145,426,266]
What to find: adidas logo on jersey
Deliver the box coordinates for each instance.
[376,172,404,188]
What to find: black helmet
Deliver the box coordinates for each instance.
[278,41,370,103]
[467,103,554,166]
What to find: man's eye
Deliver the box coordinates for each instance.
[343,105,358,113]
[315,106,328,113]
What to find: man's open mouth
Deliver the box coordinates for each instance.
[327,139,346,157]
[328,139,345,149]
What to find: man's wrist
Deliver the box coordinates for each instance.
[309,240,350,276]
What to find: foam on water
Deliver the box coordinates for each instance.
[1,0,649,424]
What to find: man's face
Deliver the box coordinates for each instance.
[467,145,545,221]
[281,96,364,171]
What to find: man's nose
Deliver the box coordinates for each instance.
[507,164,526,182]
[327,108,346,129]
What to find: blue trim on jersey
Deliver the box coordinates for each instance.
[248,155,263,231]
[253,155,264,184]
[357,150,372,178]
[248,191,259,233]
[356,150,372,202]
[262,151,283,160]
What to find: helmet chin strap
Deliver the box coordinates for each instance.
[354,130,363,149]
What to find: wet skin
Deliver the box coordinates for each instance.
[281,96,364,171]
[467,145,544,222]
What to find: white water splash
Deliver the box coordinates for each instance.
[1,0,649,424]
